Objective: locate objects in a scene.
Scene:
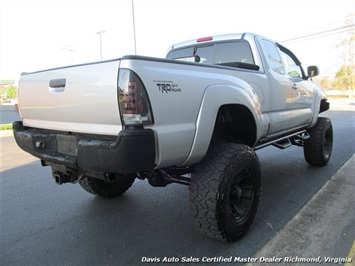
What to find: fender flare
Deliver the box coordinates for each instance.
[181,83,263,166]
[310,89,328,128]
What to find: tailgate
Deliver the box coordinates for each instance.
[18,59,122,135]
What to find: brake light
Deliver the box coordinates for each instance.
[197,36,213,42]
[118,69,153,126]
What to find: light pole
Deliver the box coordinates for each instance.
[96,30,106,60]
[132,0,137,55]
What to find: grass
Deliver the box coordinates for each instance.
[0,123,13,130]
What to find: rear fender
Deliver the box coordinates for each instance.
[181,84,262,166]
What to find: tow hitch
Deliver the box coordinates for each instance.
[52,170,79,185]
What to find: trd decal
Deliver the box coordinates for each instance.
[154,80,181,93]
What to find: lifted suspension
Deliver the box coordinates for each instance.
[43,159,194,187]
[138,167,193,187]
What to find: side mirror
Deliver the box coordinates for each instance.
[307,66,319,78]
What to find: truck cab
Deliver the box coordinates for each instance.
[166,33,327,139]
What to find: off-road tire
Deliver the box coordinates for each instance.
[304,117,333,166]
[79,174,136,198]
[189,142,261,242]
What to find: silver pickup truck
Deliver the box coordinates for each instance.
[13,32,333,242]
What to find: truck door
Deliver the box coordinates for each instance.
[279,47,314,127]
[260,39,297,135]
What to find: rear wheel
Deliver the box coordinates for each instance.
[189,142,261,242]
[79,174,136,198]
[304,117,333,166]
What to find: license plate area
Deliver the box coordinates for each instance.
[57,135,78,156]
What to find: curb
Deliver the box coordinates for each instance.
[246,154,355,265]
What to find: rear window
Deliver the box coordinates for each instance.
[215,42,254,64]
[167,47,194,60]
[167,40,255,66]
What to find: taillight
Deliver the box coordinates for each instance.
[118,69,153,126]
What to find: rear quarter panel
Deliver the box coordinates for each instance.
[120,57,262,167]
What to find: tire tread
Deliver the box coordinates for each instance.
[190,142,261,241]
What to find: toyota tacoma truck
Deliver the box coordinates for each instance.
[13,32,333,242]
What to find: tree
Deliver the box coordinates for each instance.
[5,85,17,99]
[315,76,332,90]
[332,65,355,92]
[333,13,355,95]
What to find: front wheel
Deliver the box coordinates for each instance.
[79,174,136,198]
[304,117,333,166]
[189,143,261,242]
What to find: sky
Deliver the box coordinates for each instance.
[0,0,354,81]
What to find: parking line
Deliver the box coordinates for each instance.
[0,130,14,137]
[345,240,355,266]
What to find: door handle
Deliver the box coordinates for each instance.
[292,84,298,90]
[49,78,66,93]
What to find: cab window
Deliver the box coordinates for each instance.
[262,40,285,75]
[281,51,302,78]
[166,47,194,60]
[195,45,214,64]
[215,41,254,65]
[167,40,255,67]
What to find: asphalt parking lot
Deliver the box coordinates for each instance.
[0,104,21,124]
[1,99,354,265]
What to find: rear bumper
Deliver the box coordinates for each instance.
[13,121,156,173]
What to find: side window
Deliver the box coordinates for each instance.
[262,40,285,75]
[281,51,302,78]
